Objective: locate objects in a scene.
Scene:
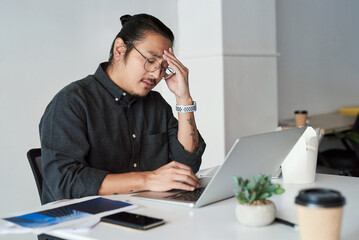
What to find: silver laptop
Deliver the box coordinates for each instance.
[132,127,306,208]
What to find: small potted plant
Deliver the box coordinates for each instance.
[233,173,285,227]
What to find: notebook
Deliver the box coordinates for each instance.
[132,127,306,208]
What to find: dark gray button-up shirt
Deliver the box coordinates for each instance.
[39,63,206,204]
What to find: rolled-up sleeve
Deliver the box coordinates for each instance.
[39,90,108,203]
[166,104,206,173]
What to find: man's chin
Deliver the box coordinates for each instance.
[131,84,155,97]
[132,90,151,98]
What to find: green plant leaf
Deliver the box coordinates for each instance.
[328,131,359,144]
[239,198,248,204]
[253,175,259,184]
[239,177,244,188]
[258,192,270,199]
[233,176,240,187]
[244,179,249,189]
[237,192,248,203]
[246,182,253,190]
[249,192,256,204]
[265,185,277,193]
[244,189,250,200]
[274,188,285,194]
[264,175,270,183]
[233,173,285,204]
[239,192,246,201]
[347,132,359,143]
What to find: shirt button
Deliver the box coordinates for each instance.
[115,98,119,102]
[133,163,137,168]
[132,133,136,139]
[122,92,127,96]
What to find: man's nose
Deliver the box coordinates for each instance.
[150,67,163,80]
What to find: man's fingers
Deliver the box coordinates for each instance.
[165,162,200,187]
[173,175,200,188]
[169,161,191,170]
[170,162,199,181]
[166,48,183,67]
[164,57,184,76]
[163,50,187,73]
[171,168,199,184]
[171,181,196,191]
[150,161,200,191]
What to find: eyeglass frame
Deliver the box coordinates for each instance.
[125,41,175,80]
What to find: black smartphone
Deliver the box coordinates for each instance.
[100,212,165,230]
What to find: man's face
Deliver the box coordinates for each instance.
[119,32,172,97]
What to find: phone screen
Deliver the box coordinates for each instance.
[101,212,165,230]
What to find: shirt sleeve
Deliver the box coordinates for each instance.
[166,102,206,173]
[39,89,109,203]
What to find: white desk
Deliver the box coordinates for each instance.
[34,174,359,239]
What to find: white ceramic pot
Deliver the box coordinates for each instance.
[235,200,276,227]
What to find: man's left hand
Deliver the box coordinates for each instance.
[163,48,192,104]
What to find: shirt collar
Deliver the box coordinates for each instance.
[93,62,128,102]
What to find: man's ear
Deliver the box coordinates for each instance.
[113,38,127,61]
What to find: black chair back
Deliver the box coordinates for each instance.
[352,114,359,159]
[27,148,43,200]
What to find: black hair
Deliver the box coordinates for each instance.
[108,14,174,63]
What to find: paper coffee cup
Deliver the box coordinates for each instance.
[294,110,308,127]
[295,188,345,240]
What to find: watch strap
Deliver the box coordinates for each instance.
[176,101,197,113]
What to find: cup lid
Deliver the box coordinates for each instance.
[294,110,308,114]
[295,188,345,208]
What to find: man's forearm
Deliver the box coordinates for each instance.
[98,172,148,195]
[98,161,200,195]
[177,97,199,152]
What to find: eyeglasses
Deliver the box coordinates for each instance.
[126,41,175,80]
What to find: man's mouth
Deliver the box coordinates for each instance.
[141,78,156,89]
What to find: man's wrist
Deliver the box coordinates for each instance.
[142,171,150,190]
[176,96,193,106]
[176,101,197,114]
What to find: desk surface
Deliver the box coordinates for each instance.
[280,112,356,135]
[46,174,359,240]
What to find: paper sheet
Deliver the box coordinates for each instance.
[1,196,137,235]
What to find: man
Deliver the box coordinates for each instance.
[39,14,206,204]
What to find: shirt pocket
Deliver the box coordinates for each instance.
[141,132,169,170]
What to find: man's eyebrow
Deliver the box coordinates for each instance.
[146,50,163,59]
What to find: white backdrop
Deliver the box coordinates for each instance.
[277,0,359,119]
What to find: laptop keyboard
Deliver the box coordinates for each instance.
[165,187,206,202]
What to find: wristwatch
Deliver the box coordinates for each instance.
[176,101,197,113]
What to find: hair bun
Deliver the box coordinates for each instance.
[120,15,132,26]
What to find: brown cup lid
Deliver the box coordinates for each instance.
[294,110,308,114]
[295,188,345,208]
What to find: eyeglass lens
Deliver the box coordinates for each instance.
[144,60,174,79]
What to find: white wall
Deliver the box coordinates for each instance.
[222,0,278,152]
[224,57,278,151]
[276,0,359,120]
[0,1,177,239]
[222,0,277,55]
[173,0,226,169]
